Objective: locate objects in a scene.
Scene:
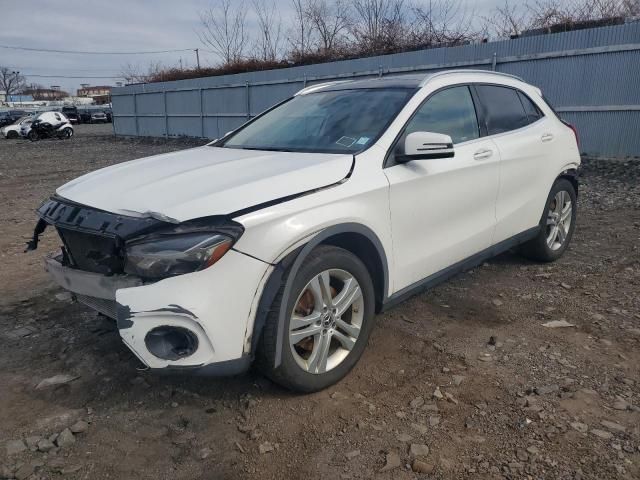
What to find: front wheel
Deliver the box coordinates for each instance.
[61,127,73,139]
[6,131,19,139]
[257,245,376,392]
[28,130,39,142]
[520,178,577,262]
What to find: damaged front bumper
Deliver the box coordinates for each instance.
[32,197,271,375]
[44,248,267,374]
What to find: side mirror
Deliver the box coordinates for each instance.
[398,131,454,162]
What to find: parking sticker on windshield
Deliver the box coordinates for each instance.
[356,136,370,145]
[336,136,357,147]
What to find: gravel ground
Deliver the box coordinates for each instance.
[0,125,639,480]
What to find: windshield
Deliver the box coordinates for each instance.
[220,88,414,154]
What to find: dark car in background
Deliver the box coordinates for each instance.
[0,110,28,128]
[61,106,80,124]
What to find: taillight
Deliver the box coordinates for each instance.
[562,120,579,147]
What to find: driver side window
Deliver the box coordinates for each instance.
[405,86,479,145]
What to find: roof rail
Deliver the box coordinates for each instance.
[295,80,351,96]
[419,69,524,86]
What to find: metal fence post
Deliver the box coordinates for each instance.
[246,81,250,119]
[303,74,307,88]
[133,93,139,137]
[200,88,204,138]
[492,52,497,71]
[379,65,383,77]
[164,91,168,138]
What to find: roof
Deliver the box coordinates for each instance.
[297,70,524,95]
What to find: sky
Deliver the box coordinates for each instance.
[0,0,502,94]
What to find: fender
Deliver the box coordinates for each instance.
[558,165,580,196]
[250,223,390,368]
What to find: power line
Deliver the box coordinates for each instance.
[22,73,124,79]
[0,44,195,55]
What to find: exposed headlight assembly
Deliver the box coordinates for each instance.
[124,221,243,279]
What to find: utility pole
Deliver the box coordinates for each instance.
[194,49,200,70]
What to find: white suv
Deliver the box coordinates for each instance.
[28,70,580,392]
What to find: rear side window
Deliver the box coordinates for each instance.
[405,86,479,144]
[476,85,529,135]
[518,91,543,123]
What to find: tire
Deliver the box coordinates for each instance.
[6,131,19,139]
[28,130,39,142]
[257,245,376,392]
[62,128,73,139]
[520,178,577,262]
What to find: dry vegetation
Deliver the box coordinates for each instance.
[120,0,640,84]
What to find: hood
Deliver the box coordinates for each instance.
[56,146,353,222]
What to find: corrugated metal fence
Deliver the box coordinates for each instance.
[112,21,640,158]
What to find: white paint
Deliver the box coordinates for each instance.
[45,70,581,371]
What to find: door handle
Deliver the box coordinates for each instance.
[473,148,493,161]
[541,133,554,142]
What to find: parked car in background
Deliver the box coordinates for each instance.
[0,110,28,128]
[90,111,108,123]
[62,106,80,124]
[78,109,92,124]
[1,115,34,139]
[28,70,580,392]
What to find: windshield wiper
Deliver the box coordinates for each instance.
[234,146,296,152]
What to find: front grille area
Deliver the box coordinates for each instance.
[76,294,118,319]
[58,228,124,275]
[36,196,167,275]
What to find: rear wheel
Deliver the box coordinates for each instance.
[6,131,19,139]
[257,245,376,392]
[28,130,39,142]
[62,127,73,139]
[520,178,577,262]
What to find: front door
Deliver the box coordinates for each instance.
[384,85,500,292]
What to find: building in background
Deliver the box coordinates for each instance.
[77,85,112,104]
[22,87,68,101]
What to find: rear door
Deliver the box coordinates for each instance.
[384,85,500,290]
[474,84,554,244]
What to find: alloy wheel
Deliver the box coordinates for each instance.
[546,190,572,250]
[289,269,364,374]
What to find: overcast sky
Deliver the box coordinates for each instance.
[1,0,502,94]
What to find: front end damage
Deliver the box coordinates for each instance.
[28,197,270,374]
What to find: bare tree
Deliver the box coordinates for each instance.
[411,0,478,45]
[526,0,576,29]
[198,0,248,64]
[253,0,284,61]
[306,0,351,52]
[483,0,529,38]
[351,0,409,53]
[288,0,314,57]
[0,67,26,99]
[622,0,640,15]
[120,62,166,84]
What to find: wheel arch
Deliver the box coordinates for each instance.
[557,166,579,196]
[250,223,390,368]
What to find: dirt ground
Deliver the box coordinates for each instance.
[0,125,638,480]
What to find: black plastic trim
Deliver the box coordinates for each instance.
[262,224,390,368]
[396,150,454,162]
[382,226,540,311]
[152,355,252,377]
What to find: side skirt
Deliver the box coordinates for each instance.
[381,227,540,311]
